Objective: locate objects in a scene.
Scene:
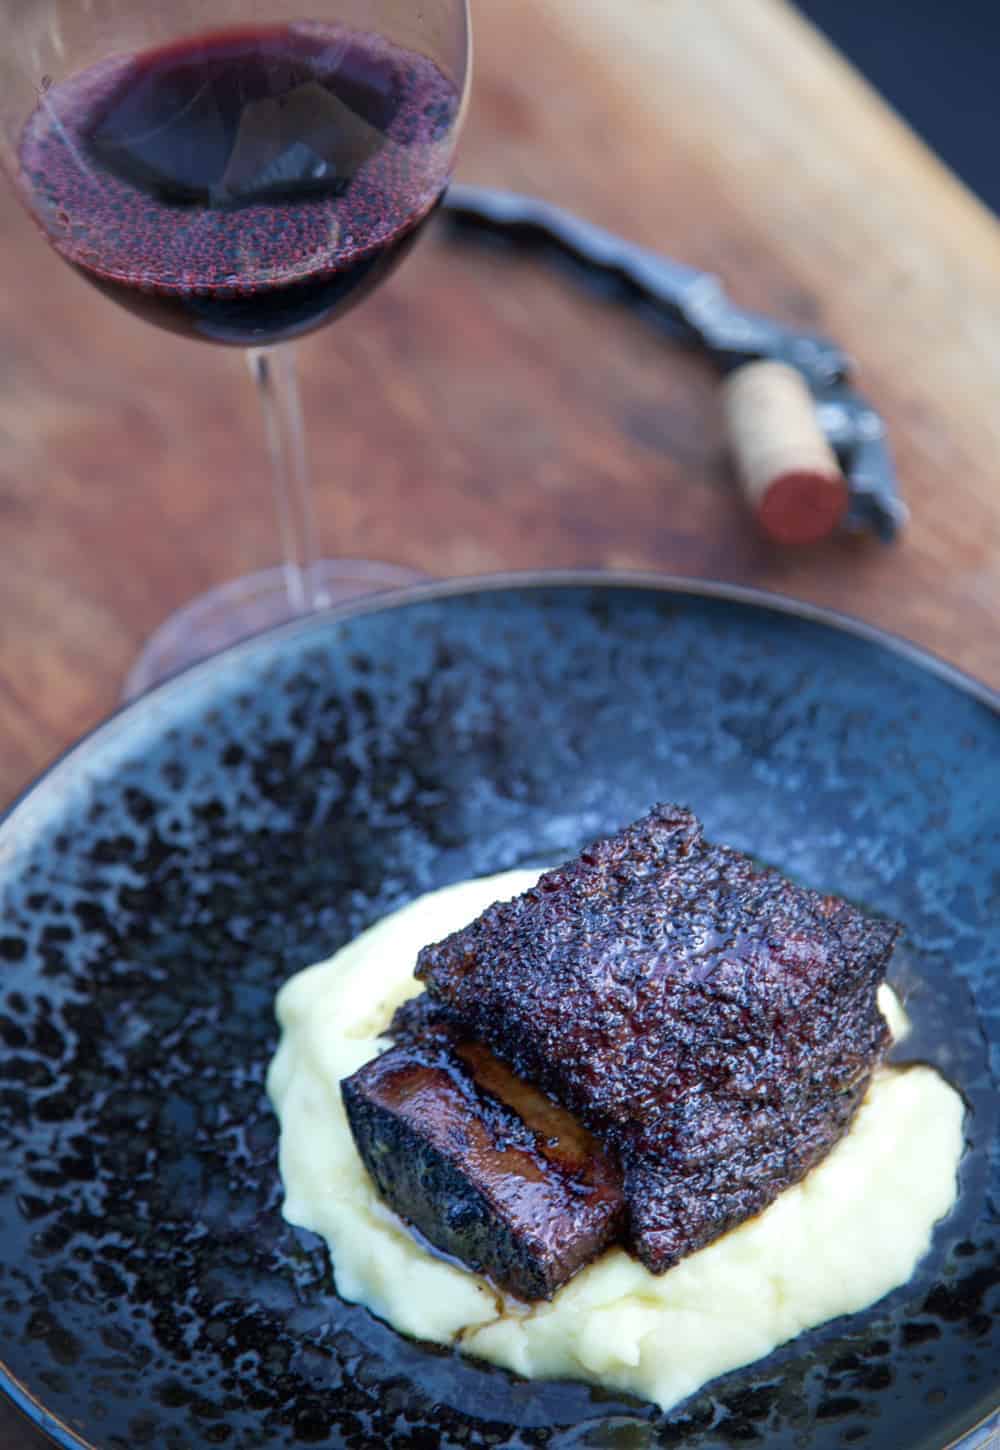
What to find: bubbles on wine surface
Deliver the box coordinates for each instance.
[17,24,460,342]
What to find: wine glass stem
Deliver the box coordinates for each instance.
[247,344,319,614]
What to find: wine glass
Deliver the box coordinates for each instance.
[0,0,470,697]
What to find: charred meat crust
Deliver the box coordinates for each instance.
[416,804,897,1272]
[341,995,625,1301]
[622,1075,870,1271]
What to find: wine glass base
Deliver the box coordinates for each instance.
[121,559,427,702]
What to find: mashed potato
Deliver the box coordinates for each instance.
[267,871,965,1413]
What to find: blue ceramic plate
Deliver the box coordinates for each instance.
[0,575,997,1450]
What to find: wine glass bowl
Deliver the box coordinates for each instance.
[1,0,469,346]
[0,0,470,690]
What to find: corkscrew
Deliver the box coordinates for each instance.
[441,184,906,545]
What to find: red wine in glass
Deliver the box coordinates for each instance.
[0,2,469,698]
[17,24,460,346]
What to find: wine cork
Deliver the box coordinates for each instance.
[723,360,848,545]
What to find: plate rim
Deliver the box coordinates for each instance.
[2,569,998,840]
[1,568,997,1450]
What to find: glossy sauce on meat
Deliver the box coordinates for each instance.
[342,994,624,1300]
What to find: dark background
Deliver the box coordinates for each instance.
[797,0,1000,214]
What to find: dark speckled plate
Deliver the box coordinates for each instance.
[1,575,998,1450]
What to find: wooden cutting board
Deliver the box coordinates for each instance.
[0,0,999,820]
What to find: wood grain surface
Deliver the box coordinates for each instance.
[0,0,999,803]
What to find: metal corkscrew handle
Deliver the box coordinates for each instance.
[441,184,907,543]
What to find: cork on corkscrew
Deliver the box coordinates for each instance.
[723,360,849,546]
[442,186,906,542]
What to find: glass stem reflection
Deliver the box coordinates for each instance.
[248,344,319,614]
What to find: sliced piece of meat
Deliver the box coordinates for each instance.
[416,804,898,1272]
[341,994,625,1301]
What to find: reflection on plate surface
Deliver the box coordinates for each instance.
[0,576,997,1450]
